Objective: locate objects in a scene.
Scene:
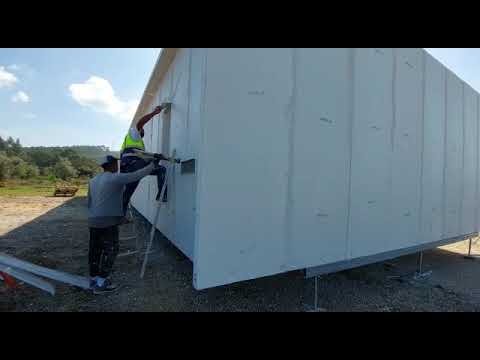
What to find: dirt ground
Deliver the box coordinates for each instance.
[1,195,480,312]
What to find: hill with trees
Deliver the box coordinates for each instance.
[0,136,117,182]
[26,145,119,163]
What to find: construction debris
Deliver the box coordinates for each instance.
[0,271,17,289]
[0,252,90,295]
[0,264,55,295]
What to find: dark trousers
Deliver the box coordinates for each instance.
[120,155,166,214]
[88,226,119,278]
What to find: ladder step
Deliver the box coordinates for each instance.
[120,236,137,241]
[118,250,157,258]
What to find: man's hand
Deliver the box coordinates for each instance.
[137,105,167,131]
[152,105,164,115]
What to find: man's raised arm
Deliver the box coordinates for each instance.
[136,104,168,131]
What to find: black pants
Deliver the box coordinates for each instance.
[89,226,119,278]
[120,155,166,214]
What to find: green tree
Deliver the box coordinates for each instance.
[2,137,108,180]
[70,156,100,177]
[10,158,29,179]
[40,166,54,177]
[0,152,11,181]
[25,164,40,178]
[54,158,78,180]
[5,137,23,157]
[25,149,58,169]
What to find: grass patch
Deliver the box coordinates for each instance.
[0,178,88,197]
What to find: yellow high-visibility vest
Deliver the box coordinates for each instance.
[120,130,145,153]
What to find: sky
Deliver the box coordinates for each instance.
[0,48,478,151]
[425,48,480,91]
[0,48,160,150]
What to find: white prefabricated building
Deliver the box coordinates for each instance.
[130,48,480,290]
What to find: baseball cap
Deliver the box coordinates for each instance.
[99,155,119,167]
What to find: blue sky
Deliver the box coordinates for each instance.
[0,48,160,150]
[0,48,478,150]
[425,48,480,91]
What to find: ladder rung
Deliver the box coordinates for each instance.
[118,250,157,258]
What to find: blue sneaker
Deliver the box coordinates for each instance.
[89,277,97,290]
[92,278,119,295]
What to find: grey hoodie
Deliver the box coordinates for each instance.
[87,163,154,228]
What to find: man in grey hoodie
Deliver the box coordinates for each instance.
[87,154,163,294]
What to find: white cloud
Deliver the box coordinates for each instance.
[11,91,30,103]
[69,76,139,121]
[0,66,18,88]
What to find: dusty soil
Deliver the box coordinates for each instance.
[1,195,480,312]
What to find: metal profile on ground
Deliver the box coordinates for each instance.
[0,264,56,295]
[0,252,90,290]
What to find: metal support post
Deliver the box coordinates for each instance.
[414,251,432,280]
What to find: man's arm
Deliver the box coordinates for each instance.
[110,162,156,185]
[136,104,166,131]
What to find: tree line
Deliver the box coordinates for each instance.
[0,136,103,181]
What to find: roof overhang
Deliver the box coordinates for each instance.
[130,48,179,128]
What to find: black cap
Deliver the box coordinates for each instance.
[99,155,119,167]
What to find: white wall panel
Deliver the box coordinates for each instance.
[420,54,446,244]
[349,48,394,258]
[444,72,464,238]
[194,48,293,289]
[169,48,190,161]
[461,85,478,235]
[287,48,352,269]
[187,48,205,160]
[390,48,424,249]
[153,67,175,235]
[171,49,196,259]
[477,94,480,232]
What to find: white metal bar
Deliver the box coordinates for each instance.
[0,253,90,290]
[0,264,56,295]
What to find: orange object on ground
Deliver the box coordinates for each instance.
[0,271,17,289]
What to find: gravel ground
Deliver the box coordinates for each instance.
[1,195,480,312]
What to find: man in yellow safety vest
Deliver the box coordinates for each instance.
[120,104,168,215]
